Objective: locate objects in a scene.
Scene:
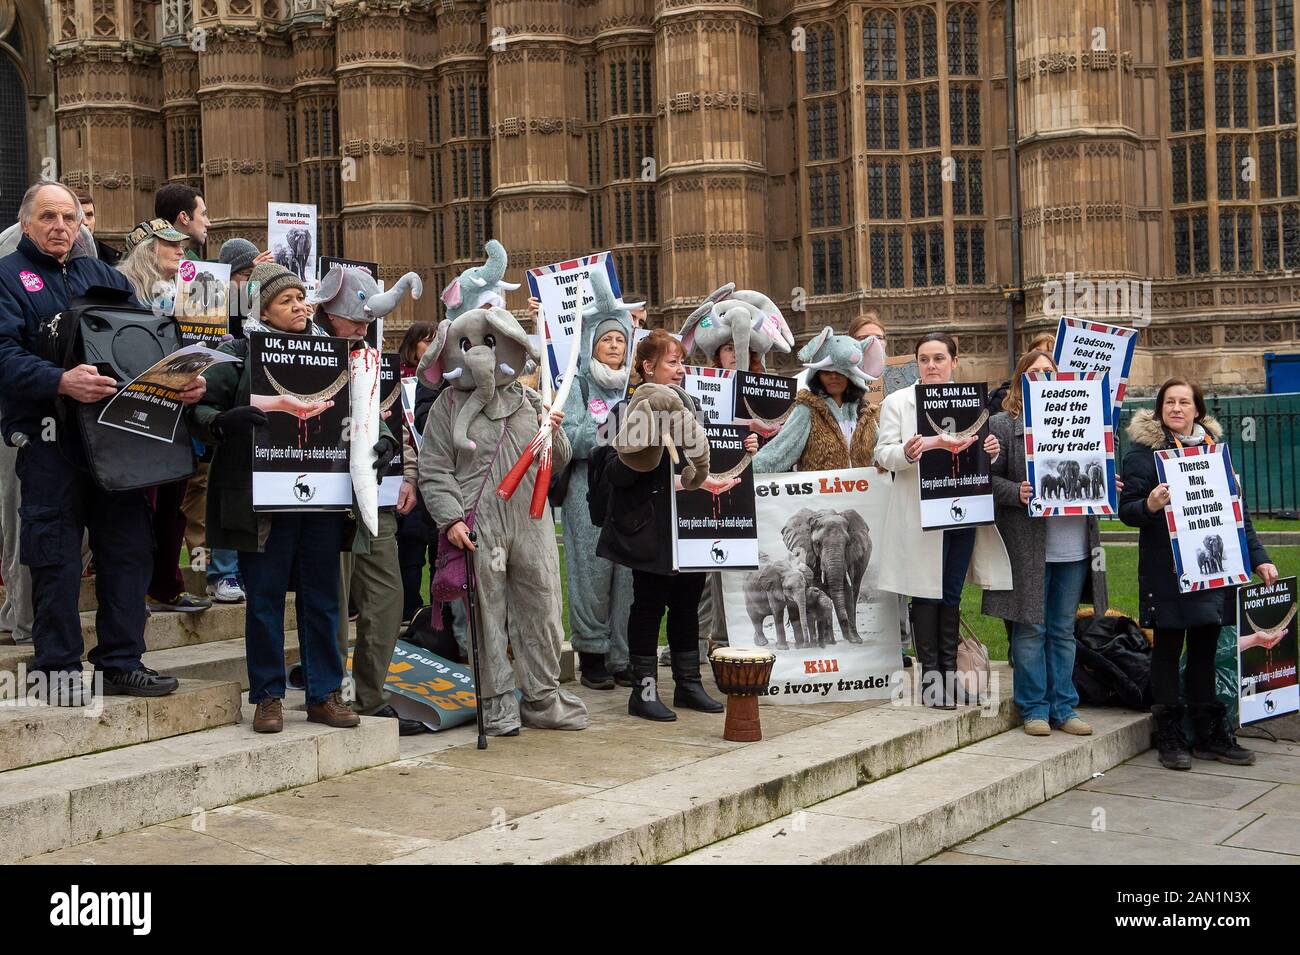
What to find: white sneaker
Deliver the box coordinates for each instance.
[206,576,246,603]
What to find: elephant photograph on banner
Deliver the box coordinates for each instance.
[721,467,900,705]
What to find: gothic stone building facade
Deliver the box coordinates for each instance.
[6,0,1300,387]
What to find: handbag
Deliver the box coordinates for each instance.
[955,614,992,705]
[430,405,507,604]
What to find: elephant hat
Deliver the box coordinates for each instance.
[416,305,537,452]
[440,239,521,321]
[679,283,796,370]
[312,266,423,323]
[578,268,642,389]
[798,326,886,390]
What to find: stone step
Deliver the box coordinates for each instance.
[668,707,1153,865]
[384,666,1021,865]
[1,704,399,864]
[0,679,242,773]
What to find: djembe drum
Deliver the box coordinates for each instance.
[709,646,777,742]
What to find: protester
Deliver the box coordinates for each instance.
[417,242,587,736]
[989,332,1056,414]
[313,265,423,734]
[984,349,1108,736]
[218,238,270,342]
[395,321,438,622]
[1120,378,1277,769]
[155,183,209,258]
[189,262,361,733]
[874,332,1012,708]
[752,326,884,472]
[595,329,729,721]
[0,182,197,704]
[74,190,120,266]
[118,218,187,313]
[556,270,638,689]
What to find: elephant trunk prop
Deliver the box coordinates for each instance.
[452,348,500,452]
[730,306,753,374]
[364,272,424,319]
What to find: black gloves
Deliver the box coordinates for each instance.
[372,433,399,475]
[211,405,267,439]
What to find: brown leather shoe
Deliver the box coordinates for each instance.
[253,697,283,734]
[307,691,361,728]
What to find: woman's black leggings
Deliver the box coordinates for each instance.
[628,570,707,657]
[1150,624,1221,705]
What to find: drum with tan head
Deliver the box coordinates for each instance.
[709,646,776,742]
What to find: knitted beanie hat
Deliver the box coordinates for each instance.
[218,238,260,274]
[249,261,305,305]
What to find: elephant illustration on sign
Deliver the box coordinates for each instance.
[273,227,313,281]
[744,555,816,650]
[1085,461,1105,499]
[1197,533,1226,574]
[1058,459,1082,499]
[780,506,872,644]
[804,586,837,648]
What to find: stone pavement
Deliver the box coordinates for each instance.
[932,737,1300,864]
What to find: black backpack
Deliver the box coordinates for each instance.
[587,442,615,527]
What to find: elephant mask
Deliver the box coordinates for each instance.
[679,284,796,371]
[415,306,537,452]
[798,326,886,391]
[439,239,521,321]
[578,268,640,389]
[313,266,423,324]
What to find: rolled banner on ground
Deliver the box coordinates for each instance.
[349,344,382,535]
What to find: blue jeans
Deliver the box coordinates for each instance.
[912,527,976,607]
[1011,558,1087,724]
[206,547,240,584]
[240,512,344,705]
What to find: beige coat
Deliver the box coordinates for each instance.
[872,382,1013,599]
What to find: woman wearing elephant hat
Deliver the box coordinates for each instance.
[416,249,587,736]
[557,269,639,690]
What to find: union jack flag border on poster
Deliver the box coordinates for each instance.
[526,252,623,392]
[1022,371,1117,517]
[681,365,736,424]
[1051,317,1139,415]
[1154,443,1253,594]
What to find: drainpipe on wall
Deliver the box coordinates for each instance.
[1004,0,1023,379]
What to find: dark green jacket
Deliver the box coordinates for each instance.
[188,337,393,554]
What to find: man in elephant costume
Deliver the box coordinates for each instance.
[416,246,587,736]
[559,269,638,689]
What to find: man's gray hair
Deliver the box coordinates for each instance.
[17,182,84,226]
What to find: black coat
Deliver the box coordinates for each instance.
[1119,410,1270,630]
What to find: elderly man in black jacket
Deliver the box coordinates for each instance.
[0,183,203,705]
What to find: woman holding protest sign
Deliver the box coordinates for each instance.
[1121,378,1276,769]
[985,349,1108,737]
[190,262,380,734]
[874,332,1012,709]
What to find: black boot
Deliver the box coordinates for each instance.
[936,605,961,709]
[627,654,676,721]
[1151,703,1192,770]
[1189,701,1256,765]
[671,650,724,713]
[579,652,615,690]
[910,602,941,707]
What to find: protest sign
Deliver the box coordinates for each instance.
[249,331,352,510]
[860,355,919,408]
[1052,317,1138,414]
[526,252,623,391]
[1022,371,1117,516]
[378,354,404,507]
[1237,577,1299,725]
[267,202,318,286]
[400,376,420,451]
[174,260,231,346]
[734,371,797,429]
[1154,444,1252,593]
[682,366,736,424]
[352,640,479,731]
[673,424,757,570]
[98,343,239,443]
[721,467,900,704]
[914,382,993,529]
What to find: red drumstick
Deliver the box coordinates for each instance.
[529,441,553,519]
[496,429,545,501]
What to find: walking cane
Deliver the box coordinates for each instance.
[464,530,488,750]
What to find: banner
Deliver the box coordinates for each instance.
[1022,371,1117,517]
[98,343,239,443]
[378,354,404,507]
[1052,317,1138,414]
[267,202,318,286]
[721,467,900,704]
[400,376,420,450]
[351,640,479,731]
[914,382,993,529]
[734,371,797,429]
[1154,444,1252,593]
[1238,577,1300,725]
[526,252,623,392]
[673,424,757,570]
[175,260,231,346]
[681,366,736,424]
[249,331,352,510]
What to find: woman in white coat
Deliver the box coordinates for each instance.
[874,332,1012,708]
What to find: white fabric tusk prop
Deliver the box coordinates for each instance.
[499,362,516,376]
[470,275,487,287]
[443,367,464,380]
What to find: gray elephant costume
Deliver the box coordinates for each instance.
[313,264,423,327]
[417,254,587,735]
[559,270,637,683]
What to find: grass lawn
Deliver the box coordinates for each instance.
[1099,516,1300,534]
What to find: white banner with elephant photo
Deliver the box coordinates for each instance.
[720,467,901,705]
[267,202,318,287]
